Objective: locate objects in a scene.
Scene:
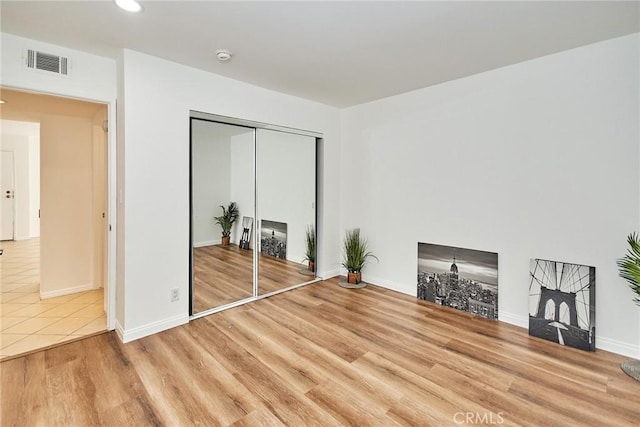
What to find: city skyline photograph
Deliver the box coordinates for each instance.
[417,242,499,320]
[260,219,287,259]
[417,242,498,286]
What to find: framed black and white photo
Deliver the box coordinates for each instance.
[239,216,253,250]
[529,259,595,351]
[417,242,498,320]
[260,220,287,259]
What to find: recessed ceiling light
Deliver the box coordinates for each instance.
[115,0,142,13]
[216,49,233,62]
[0,100,5,104]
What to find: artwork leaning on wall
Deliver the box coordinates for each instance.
[529,259,596,351]
[417,242,499,320]
[260,219,287,260]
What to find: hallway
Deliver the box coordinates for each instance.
[0,238,106,360]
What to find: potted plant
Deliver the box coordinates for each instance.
[617,232,640,381]
[303,225,316,273]
[214,202,239,246]
[341,228,378,287]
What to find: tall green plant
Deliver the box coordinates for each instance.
[303,225,316,263]
[214,202,239,237]
[617,232,640,306]
[342,228,378,273]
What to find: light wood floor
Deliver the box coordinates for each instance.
[193,244,313,313]
[2,278,638,426]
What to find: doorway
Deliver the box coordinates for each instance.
[0,88,110,359]
[1,150,16,241]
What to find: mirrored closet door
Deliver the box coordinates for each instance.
[257,129,316,295]
[190,119,256,315]
[190,112,319,317]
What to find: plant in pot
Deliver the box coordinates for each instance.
[214,202,239,246]
[341,228,378,288]
[617,232,640,381]
[303,224,316,273]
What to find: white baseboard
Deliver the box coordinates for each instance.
[115,319,125,342]
[40,283,96,299]
[597,336,640,359]
[364,275,415,296]
[194,239,220,248]
[117,313,189,343]
[498,313,639,358]
[318,268,340,280]
[499,311,528,329]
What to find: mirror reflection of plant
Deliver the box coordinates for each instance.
[303,225,316,263]
[342,228,378,273]
[302,224,316,273]
[214,202,239,237]
[617,232,640,305]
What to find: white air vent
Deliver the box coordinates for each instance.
[24,49,71,76]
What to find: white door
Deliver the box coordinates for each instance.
[1,150,16,241]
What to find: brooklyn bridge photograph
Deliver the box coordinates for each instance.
[529,259,596,351]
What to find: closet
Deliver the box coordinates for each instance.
[189,112,319,316]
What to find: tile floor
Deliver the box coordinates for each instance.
[1,238,106,361]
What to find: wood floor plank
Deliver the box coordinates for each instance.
[2,278,638,426]
[237,306,407,411]
[193,244,315,313]
[189,317,343,426]
[425,362,577,427]
[255,297,366,362]
[229,405,287,427]
[305,379,402,427]
[508,375,639,425]
[217,309,323,394]
[0,351,49,426]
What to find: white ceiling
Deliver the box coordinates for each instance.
[1,1,638,107]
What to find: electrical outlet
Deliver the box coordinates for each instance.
[171,288,179,302]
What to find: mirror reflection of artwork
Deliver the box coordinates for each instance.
[417,242,498,320]
[239,216,253,250]
[529,259,595,351]
[261,220,287,259]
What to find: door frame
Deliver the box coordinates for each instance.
[3,86,117,331]
[1,150,16,241]
[188,111,322,320]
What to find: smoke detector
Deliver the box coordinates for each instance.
[216,49,233,62]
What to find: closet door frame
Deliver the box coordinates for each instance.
[189,111,321,320]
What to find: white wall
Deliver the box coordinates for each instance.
[341,34,640,357]
[1,33,116,103]
[257,129,316,264]
[40,114,94,297]
[0,120,39,239]
[1,32,117,328]
[230,132,255,246]
[191,120,232,246]
[118,49,341,341]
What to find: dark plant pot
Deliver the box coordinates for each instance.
[308,261,315,273]
[348,272,361,284]
[221,236,231,246]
